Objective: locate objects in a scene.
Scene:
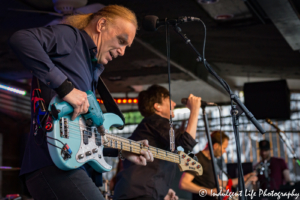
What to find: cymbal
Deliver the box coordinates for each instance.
[0,166,20,171]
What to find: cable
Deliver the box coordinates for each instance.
[166,20,175,152]
[47,142,62,150]
[47,135,65,146]
[196,17,228,191]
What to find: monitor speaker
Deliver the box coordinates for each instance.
[244,80,290,120]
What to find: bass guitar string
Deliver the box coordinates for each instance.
[67,121,180,158]
[52,122,181,161]
[48,133,180,163]
[64,133,180,162]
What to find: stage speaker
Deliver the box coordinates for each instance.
[244,80,290,120]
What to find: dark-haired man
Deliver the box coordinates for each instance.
[179,131,257,200]
[255,140,292,190]
[114,84,202,200]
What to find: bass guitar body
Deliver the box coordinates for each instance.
[47,91,124,173]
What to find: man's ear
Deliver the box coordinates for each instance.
[96,18,107,33]
[212,143,219,150]
[154,103,161,112]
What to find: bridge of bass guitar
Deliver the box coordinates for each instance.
[49,116,112,172]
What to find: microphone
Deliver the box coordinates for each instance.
[143,15,201,31]
[181,98,217,107]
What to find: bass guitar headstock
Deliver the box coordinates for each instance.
[177,151,203,176]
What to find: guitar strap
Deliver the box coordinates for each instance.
[96,77,125,129]
[32,78,52,135]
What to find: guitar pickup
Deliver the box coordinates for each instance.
[87,127,92,138]
[94,131,101,146]
[83,130,88,145]
[59,118,69,139]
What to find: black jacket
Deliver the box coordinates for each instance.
[114,114,197,200]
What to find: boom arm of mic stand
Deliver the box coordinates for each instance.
[266,119,300,166]
[173,26,203,62]
[173,25,265,135]
[231,94,265,134]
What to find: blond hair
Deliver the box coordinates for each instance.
[62,5,138,30]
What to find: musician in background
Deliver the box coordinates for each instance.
[114,85,202,200]
[254,139,293,190]
[179,131,257,200]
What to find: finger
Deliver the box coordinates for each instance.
[78,103,85,115]
[72,107,80,120]
[141,150,150,161]
[148,150,154,162]
[139,155,146,166]
[141,140,149,147]
[83,98,89,113]
[86,98,90,109]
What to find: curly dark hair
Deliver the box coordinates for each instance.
[138,85,170,117]
[211,130,229,145]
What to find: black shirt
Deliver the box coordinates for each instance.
[114,114,197,200]
[189,151,220,200]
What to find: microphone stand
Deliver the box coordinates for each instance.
[173,24,266,200]
[202,104,222,200]
[266,118,300,179]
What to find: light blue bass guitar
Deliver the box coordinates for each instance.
[47,91,203,175]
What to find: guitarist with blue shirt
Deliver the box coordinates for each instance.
[9,5,153,200]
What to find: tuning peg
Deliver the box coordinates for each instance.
[193,156,198,162]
